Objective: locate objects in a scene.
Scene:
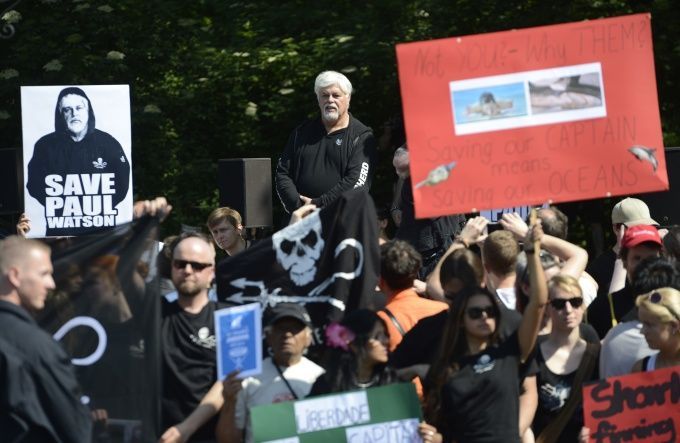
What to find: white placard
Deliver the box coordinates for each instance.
[21,85,133,237]
[345,418,421,443]
[294,391,370,434]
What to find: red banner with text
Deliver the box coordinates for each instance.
[396,14,667,218]
[582,366,679,442]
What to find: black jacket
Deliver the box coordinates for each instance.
[0,300,91,443]
[275,115,376,213]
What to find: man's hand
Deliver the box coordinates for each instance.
[16,213,30,238]
[158,425,186,443]
[499,212,529,240]
[458,216,489,246]
[222,370,242,405]
[299,195,312,206]
[134,197,172,221]
[524,218,544,251]
[289,204,317,225]
[418,422,442,443]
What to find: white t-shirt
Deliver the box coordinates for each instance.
[599,320,654,378]
[235,356,325,442]
[496,287,517,310]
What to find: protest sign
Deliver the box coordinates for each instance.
[250,383,422,443]
[396,14,667,218]
[583,365,680,442]
[480,202,549,223]
[21,85,133,237]
[215,302,262,379]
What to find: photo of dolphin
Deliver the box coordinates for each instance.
[416,161,457,189]
[628,145,658,172]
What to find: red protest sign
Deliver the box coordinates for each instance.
[582,366,679,442]
[396,14,667,219]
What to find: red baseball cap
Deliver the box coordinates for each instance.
[621,225,662,249]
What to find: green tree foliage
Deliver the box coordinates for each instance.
[1,0,678,236]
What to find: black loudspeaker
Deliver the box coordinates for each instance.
[635,147,680,227]
[218,158,273,228]
[0,148,22,214]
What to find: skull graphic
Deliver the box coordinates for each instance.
[272,211,325,286]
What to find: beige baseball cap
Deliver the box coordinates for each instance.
[611,197,658,226]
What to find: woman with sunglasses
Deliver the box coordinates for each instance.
[632,287,680,371]
[424,221,548,443]
[532,275,599,443]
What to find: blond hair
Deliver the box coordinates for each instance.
[548,274,582,299]
[0,236,50,276]
[636,287,680,323]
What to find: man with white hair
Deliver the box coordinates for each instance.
[275,70,376,213]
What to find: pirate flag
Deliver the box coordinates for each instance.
[216,189,380,345]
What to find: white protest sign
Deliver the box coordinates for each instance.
[21,85,133,237]
[294,391,371,434]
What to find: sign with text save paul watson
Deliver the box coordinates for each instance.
[21,85,133,237]
[582,366,679,443]
[396,14,667,218]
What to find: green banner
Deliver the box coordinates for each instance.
[250,383,422,443]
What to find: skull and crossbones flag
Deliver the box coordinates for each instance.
[216,189,379,334]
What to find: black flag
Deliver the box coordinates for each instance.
[38,217,161,442]
[216,189,380,344]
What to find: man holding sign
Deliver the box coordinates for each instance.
[216,303,324,443]
[25,86,130,236]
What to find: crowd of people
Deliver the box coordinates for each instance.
[1,70,679,443]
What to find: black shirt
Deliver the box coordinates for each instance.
[275,116,376,212]
[441,332,522,443]
[532,343,599,443]
[161,299,227,442]
[0,300,92,443]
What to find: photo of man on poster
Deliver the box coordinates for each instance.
[23,86,132,237]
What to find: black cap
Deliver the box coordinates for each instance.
[264,303,312,328]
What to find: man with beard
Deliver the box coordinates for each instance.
[26,87,130,236]
[275,71,376,214]
[160,233,229,443]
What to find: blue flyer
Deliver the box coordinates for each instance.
[215,302,262,379]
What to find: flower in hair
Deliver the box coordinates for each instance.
[325,322,355,351]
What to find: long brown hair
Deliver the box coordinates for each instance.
[424,286,501,432]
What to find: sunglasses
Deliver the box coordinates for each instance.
[645,291,680,320]
[466,306,497,320]
[549,297,584,310]
[172,259,213,271]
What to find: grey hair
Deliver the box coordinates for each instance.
[314,71,352,96]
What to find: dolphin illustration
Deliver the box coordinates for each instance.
[628,145,658,172]
[415,161,457,189]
